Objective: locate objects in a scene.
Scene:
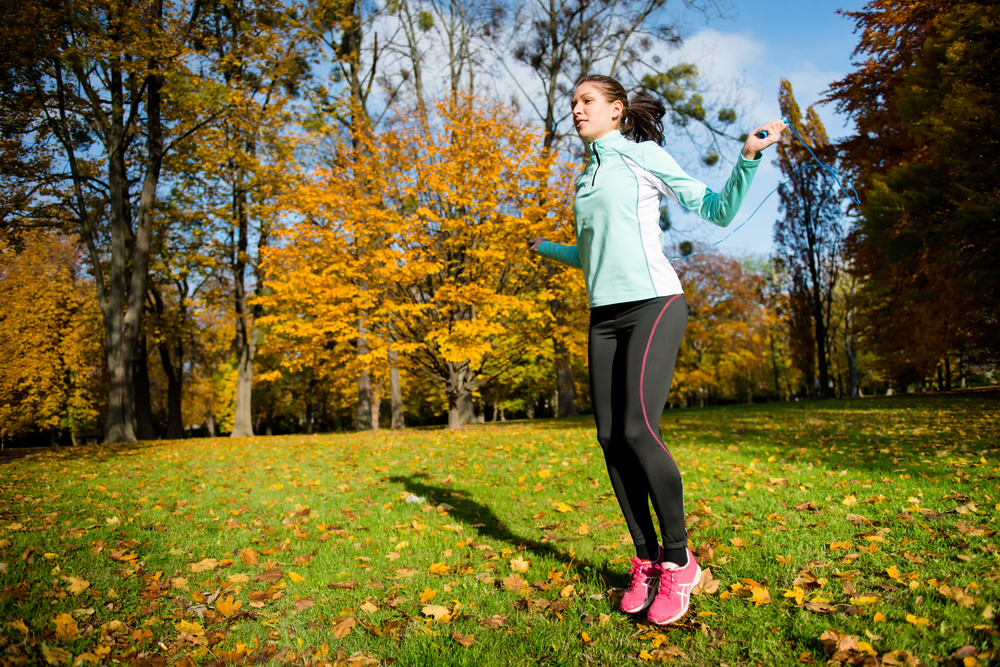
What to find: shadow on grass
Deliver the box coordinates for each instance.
[389,473,626,596]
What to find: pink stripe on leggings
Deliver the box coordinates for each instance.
[639,294,681,462]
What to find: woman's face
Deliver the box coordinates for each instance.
[572,82,623,143]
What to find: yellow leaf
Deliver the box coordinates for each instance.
[419,588,437,602]
[560,584,575,598]
[886,565,900,580]
[189,558,218,573]
[509,556,529,573]
[857,641,876,657]
[53,613,78,642]
[581,631,591,643]
[216,596,242,617]
[874,612,886,622]
[554,503,572,513]
[906,614,930,628]
[850,596,880,605]
[429,562,451,576]
[62,576,90,595]
[422,604,451,621]
[176,620,205,636]
[288,572,305,583]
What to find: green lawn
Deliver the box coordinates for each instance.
[1,394,998,666]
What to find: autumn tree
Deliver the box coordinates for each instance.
[0,231,104,443]
[670,248,775,406]
[827,0,999,386]
[263,97,561,428]
[0,0,213,442]
[773,79,845,398]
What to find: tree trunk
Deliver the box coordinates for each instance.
[389,348,405,429]
[206,412,216,438]
[133,333,158,440]
[370,384,382,430]
[555,353,578,417]
[158,340,184,440]
[446,362,472,430]
[231,325,255,437]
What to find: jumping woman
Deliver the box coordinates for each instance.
[528,75,785,625]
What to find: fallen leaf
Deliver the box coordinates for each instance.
[422,605,451,621]
[43,647,72,665]
[452,630,475,647]
[53,613,79,642]
[288,572,305,583]
[254,567,283,582]
[359,601,378,614]
[189,558,218,573]
[295,599,315,613]
[419,588,437,603]
[501,574,528,592]
[62,576,90,596]
[240,548,258,566]
[906,614,930,628]
[216,596,242,617]
[480,615,507,629]
[330,617,355,639]
[509,556,529,573]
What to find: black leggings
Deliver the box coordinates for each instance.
[589,294,688,553]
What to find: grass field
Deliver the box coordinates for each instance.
[1,394,998,667]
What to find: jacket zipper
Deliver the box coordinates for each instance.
[591,147,601,186]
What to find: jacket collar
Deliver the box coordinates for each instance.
[588,129,623,153]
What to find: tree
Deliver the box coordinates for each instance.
[827,0,1000,385]
[773,79,845,398]
[670,248,775,406]
[2,0,211,443]
[264,97,561,428]
[0,231,104,443]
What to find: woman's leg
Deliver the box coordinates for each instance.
[589,304,659,560]
[617,295,689,562]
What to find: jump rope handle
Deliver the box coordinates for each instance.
[757,116,790,140]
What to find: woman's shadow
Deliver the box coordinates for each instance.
[388,472,624,595]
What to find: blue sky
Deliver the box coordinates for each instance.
[664,0,868,260]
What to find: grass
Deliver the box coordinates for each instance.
[1,394,998,667]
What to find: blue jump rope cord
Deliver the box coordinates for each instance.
[668,117,861,261]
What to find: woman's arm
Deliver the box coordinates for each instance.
[528,237,582,269]
[641,119,786,227]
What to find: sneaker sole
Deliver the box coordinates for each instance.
[647,564,701,625]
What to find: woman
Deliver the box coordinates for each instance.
[528,74,784,625]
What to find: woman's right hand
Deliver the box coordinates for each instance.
[527,237,545,252]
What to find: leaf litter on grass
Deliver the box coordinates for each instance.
[0,396,998,665]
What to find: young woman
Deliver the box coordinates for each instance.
[529,75,785,625]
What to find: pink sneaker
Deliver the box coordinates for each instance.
[619,549,662,613]
[646,549,701,625]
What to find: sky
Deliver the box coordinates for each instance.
[660,0,868,260]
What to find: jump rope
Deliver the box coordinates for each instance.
[666,116,861,261]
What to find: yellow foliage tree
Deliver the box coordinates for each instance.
[0,232,104,442]
[261,97,570,428]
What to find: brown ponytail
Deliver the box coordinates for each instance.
[577,74,666,146]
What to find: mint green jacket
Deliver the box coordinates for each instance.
[537,130,762,308]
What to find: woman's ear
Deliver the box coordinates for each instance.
[612,100,624,123]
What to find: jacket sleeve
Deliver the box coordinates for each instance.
[639,144,762,228]
[536,241,582,269]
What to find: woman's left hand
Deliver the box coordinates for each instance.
[742,119,788,159]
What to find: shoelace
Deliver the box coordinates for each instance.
[628,560,654,588]
[658,567,677,599]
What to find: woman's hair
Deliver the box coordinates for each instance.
[577,74,665,145]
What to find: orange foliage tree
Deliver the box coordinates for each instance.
[0,232,104,442]
[670,249,779,406]
[260,97,570,428]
